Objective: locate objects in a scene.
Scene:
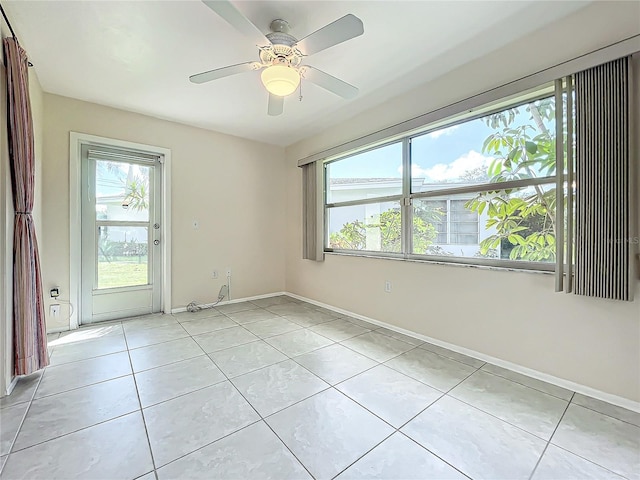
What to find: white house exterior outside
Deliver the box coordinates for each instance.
[327,178,498,257]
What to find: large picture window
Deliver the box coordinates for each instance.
[324,91,564,269]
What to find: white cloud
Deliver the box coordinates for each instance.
[427,124,460,139]
[410,150,493,182]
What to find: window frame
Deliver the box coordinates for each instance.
[323,89,564,272]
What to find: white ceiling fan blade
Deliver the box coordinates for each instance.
[301,66,358,99]
[267,93,284,116]
[190,62,259,84]
[202,0,269,46]
[295,14,364,56]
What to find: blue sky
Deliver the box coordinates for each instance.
[327,100,554,183]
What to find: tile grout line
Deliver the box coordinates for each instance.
[368,359,513,478]
[3,371,45,465]
[370,364,483,479]
[145,336,268,473]
[393,356,482,433]
[123,326,159,476]
[542,442,632,479]
[29,371,132,402]
[432,364,570,444]
[544,394,635,479]
[566,399,640,429]
[479,367,575,402]
[8,409,149,455]
[527,391,575,480]
[398,431,473,480]
[175,333,318,480]
[329,429,396,480]
[215,313,445,478]
[209,306,409,478]
[147,317,290,473]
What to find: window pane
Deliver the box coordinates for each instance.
[412,185,556,262]
[97,226,149,288]
[411,96,556,192]
[326,143,402,203]
[418,200,447,243]
[451,222,478,234]
[96,160,150,222]
[327,202,402,253]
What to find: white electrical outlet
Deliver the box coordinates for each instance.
[50,304,60,317]
[193,220,199,230]
[212,270,219,279]
[384,281,392,293]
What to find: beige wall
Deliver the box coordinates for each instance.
[0,23,46,394]
[41,94,286,331]
[285,2,640,403]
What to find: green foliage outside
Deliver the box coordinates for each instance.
[465,98,558,261]
[329,98,562,262]
[329,209,438,254]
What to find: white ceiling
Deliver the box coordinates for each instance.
[6,1,590,146]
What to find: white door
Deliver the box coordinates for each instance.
[81,145,162,323]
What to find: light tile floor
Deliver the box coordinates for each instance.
[0,295,638,479]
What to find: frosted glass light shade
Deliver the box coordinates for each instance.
[261,65,300,97]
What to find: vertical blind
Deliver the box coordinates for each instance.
[301,162,323,261]
[574,57,632,300]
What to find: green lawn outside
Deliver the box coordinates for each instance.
[98,256,148,288]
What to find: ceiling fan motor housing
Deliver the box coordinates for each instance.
[261,28,303,68]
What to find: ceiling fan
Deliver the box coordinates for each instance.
[190,0,364,116]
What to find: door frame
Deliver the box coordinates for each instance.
[70,132,172,330]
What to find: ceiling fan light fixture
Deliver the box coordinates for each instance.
[261,65,300,97]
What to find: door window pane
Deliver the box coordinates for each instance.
[96,160,151,222]
[327,202,402,253]
[97,226,149,288]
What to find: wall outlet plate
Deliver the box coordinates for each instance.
[50,304,61,317]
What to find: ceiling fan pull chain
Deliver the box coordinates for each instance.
[299,80,303,102]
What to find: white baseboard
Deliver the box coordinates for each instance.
[4,375,18,397]
[285,292,640,414]
[170,292,287,314]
